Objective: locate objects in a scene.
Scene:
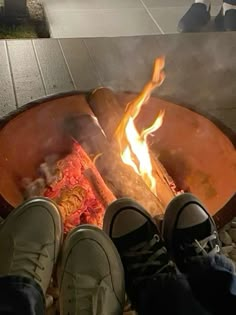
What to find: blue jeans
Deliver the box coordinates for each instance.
[0,255,235,315]
[135,254,236,315]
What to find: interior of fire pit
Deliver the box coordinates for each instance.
[0,90,235,229]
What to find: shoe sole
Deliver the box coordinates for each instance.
[162,193,216,252]
[58,224,125,308]
[0,197,63,263]
[103,197,159,237]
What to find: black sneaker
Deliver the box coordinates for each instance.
[162,193,221,272]
[215,8,236,31]
[103,198,175,307]
[178,3,211,32]
[224,9,236,30]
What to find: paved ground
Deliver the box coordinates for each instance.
[43,0,222,38]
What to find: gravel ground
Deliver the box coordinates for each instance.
[220,218,236,266]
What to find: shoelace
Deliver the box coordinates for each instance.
[193,232,220,256]
[180,232,220,260]
[67,274,109,315]
[123,234,172,283]
[12,242,50,282]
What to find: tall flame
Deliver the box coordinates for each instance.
[115,57,166,195]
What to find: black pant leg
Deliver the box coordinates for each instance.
[133,271,210,315]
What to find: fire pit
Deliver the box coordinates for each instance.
[0,57,235,232]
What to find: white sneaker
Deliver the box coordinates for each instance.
[0,197,63,295]
[58,224,125,315]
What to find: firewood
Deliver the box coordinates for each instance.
[64,113,108,156]
[88,87,124,140]
[69,113,165,216]
[87,87,176,212]
[96,145,165,216]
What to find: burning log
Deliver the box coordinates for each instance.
[113,57,177,204]
[95,147,165,216]
[69,113,165,216]
[87,61,177,212]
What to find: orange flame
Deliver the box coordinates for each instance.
[115,57,166,195]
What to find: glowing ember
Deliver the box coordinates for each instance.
[43,141,115,233]
[115,57,166,195]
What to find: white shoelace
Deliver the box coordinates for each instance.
[67,274,110,315]
[192,232,220,256]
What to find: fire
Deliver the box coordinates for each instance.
[115,57,166,195]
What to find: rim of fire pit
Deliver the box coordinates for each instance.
[0,90,235,148]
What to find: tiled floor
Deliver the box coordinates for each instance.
[43,0,222,38]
